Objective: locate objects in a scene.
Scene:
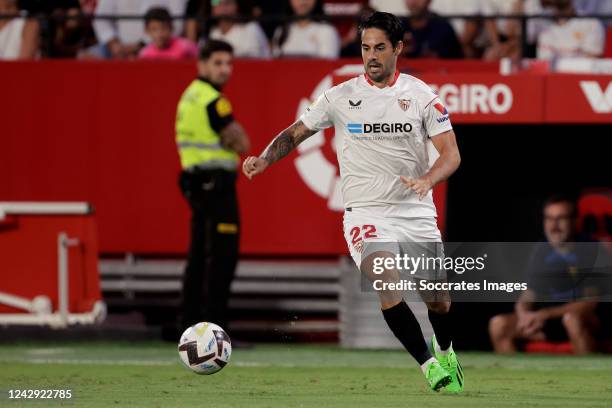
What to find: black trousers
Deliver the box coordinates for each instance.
[179,169,239,330]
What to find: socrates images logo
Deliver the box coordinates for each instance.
[294,65,439,211]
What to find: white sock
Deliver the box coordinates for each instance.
[434,341,452,356]
[420,357,438,374]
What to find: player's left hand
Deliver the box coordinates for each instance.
[400,176,432,200]
[520,311,547,337]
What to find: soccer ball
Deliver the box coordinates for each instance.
[178,322,232,375]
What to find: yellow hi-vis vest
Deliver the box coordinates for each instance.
[175,79,239,171]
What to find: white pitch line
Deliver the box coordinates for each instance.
[2,358,176,366]
[0,358,281,368]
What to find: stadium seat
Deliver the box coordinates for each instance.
[525,341,574,354]
[525,340,612,354]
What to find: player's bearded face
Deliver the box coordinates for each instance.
[361,28,400,83]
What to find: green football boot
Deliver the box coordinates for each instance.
[425,360,452,392]
[432,335,464,393]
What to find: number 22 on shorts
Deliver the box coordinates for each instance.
[350,224,378,247]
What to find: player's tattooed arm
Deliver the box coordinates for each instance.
[242,120,317,180]
[260,120,316,165]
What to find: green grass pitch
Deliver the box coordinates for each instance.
[1,342,611,407]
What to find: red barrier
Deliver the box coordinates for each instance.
[545,75,612,123]
[0,61,609,255]
[422,73,545,123]
[0,205,100,314]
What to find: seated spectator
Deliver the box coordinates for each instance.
[15,1,97,57]
[209,0,270,58]
[537,0,605,59]
[184,0,204,42]
[429,0,482,58]
[480,0,522,60]
[489,195,607,354]
[0,0,38,59]
[88,0,186,59]
[272,0,340,58]
[340,3,375,57]
[250,0,280,38]
[139,7,198,60]
[47,0,97,58]
[401,0,463,59]
[514,0,557,58]
[185,0,269,58]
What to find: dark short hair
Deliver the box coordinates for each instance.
[358,11,405,47]
[144,7,172,26]
[199,40,234,60]
[543,194,578,217]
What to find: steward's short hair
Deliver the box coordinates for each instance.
[199,40,234,60]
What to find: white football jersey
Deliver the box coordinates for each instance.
[300,72,453,217]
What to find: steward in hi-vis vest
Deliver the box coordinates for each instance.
[176,40,250,332]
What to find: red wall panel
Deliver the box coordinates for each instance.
[6,60,572,255]
[0,60,356,255]
[545,75,612,123]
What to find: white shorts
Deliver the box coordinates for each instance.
[343,206,445,279]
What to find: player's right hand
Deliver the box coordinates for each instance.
[242,156,269,180]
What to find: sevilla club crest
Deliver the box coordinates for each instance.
[398,99,410,111]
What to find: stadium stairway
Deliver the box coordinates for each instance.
[99,258,433,346]
[99,258,341,342]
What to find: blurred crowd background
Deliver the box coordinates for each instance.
[1,0,611,61]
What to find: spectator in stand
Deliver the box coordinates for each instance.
[184,0,205,42]
[401,0,463,59]
[480,0,523,60]
[272,0,340,58]
[139,7,198,60]
[189,0,270,58]
[88,0,186,59]
[14,1,97,57]
[185,0,269,58]
[512,0,558,58]
[340,3,375,57]
[47,1,97,58]
[429,0,482,58]
[481,0,574,59]
[537,0,605,59]
[250,0,279,38]
[0,0,38,59]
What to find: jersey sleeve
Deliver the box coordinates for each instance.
[423,96,453,138]
[299,92,333,131]
[206,96,235,133]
